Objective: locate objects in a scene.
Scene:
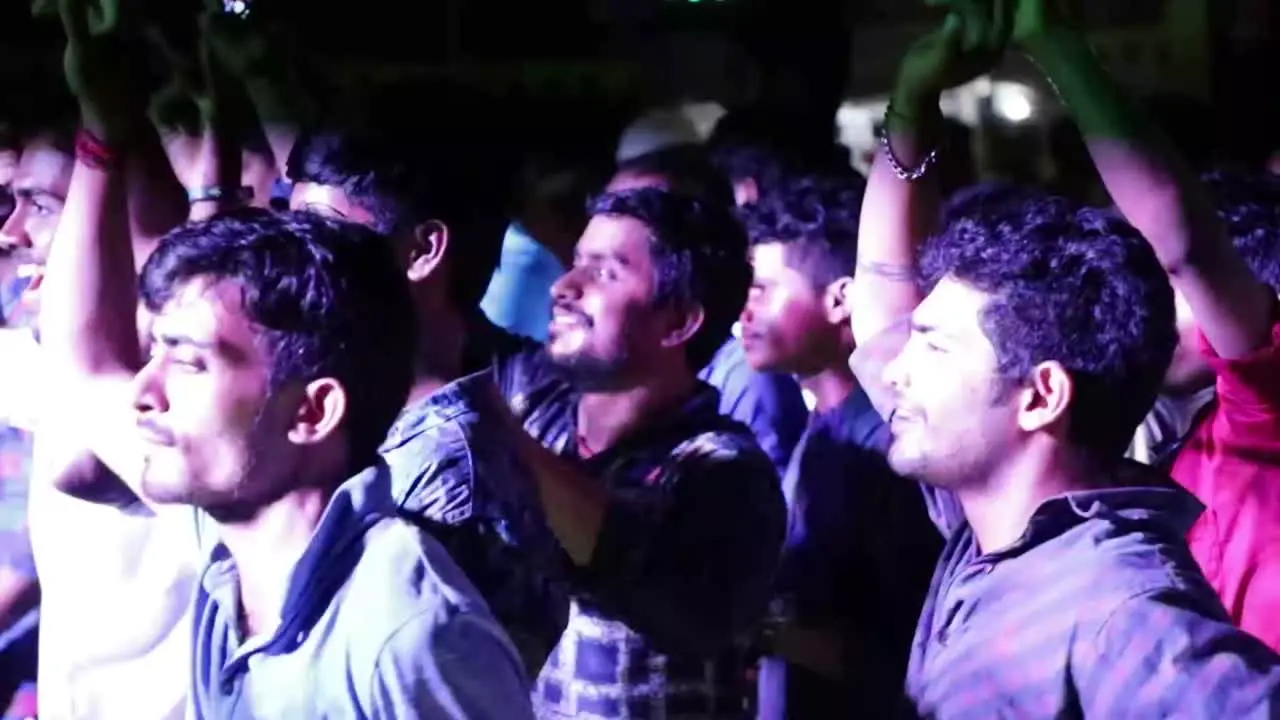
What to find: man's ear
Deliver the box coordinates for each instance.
[406,220,449,283]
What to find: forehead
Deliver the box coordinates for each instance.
[290,182,376,227]
[151,278,261,353]
[576,214,654,266]
[13,139,73,198]
[605,171,666,194]
[913,276,992,344]
[749,242,795,273]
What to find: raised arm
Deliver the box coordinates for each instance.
[851,8,1007,346]
[38,0,149,503]
[1014,0,1273,357]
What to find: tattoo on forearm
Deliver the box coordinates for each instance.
[857,261,917,282]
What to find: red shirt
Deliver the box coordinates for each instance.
[1174,321,1280,650]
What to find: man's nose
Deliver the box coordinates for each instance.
[0,204,30,250]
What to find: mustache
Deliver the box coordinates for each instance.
[136,416,178,447]
[0,248,41,267]
[553,303,592,327]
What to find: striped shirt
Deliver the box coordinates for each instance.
[907,464,1280,718]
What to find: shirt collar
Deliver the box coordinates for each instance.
[1008,460,1204,555]
[203,462,396,651]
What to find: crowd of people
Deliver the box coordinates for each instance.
[1,0,1280,718]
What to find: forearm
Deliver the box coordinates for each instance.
[1027,29,1273,355]
[41,157,141,378]
[244,75,313,178]
[125,125,189,250]
[851,87,943,346]
[506,422,607,567]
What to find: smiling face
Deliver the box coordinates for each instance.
[546,213,677,391]
[881,276,1022,489]
[0,136,74,308]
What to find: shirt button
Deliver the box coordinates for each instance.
[296,631,307,645]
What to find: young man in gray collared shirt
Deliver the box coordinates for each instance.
[48,197,532,716]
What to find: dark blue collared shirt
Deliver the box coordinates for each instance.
[494,347,786,718]
[759,389,939,719]
[699,336,808,474]
[907,465,1280,719]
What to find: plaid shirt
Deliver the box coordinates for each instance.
[495,348,785,719]
[907,463,1280,718]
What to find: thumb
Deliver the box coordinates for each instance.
[57,0,91,44]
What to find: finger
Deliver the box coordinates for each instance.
[31,0,58,18]
[990,0,1013,49]
[57,0,91,44]
[94,0,121,35]
[944,0,985,49]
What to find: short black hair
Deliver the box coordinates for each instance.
[1201,170,1280,294]
[139,208,416,471]
[737,174,864,288]
[588,187,751,371]
[287,125,510,310]
[920,195,1177,459]
[613,144,735,208]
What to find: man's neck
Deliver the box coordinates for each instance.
[407,305,468,405]
[217,487,332,639]
[958,445,1105,554]
[799,363,859,415]
[576,373,699,456]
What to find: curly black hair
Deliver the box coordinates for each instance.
[920,194,1177,459]
[1201,170,1280,295]
[736,173,865,288]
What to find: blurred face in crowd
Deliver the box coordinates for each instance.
[741,242,849,376]
[547,214,683,391]
[133,278,319,519]
[0,136,73,309]
[881,277,1025,489]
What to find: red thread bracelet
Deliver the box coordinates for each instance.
[75,129,117,170]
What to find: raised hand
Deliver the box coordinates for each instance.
[894,1,1012,117]
[1010,0,1080,48]
[58,0,135,141]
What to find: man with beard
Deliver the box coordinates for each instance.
[488,187,786,717]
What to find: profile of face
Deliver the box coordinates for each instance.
[0,137,74,304]
[547,214,685,390]
[133,278,331,518]
[881,277,1025,488]
[741,242,847,375]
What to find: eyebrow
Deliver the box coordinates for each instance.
[153,333,217,352]
[13,186,65,204]
[911,321,962,344]
[299,202,349,219]
[576,250,632,267]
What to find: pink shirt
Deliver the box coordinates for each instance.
[1174,321,1280,650]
